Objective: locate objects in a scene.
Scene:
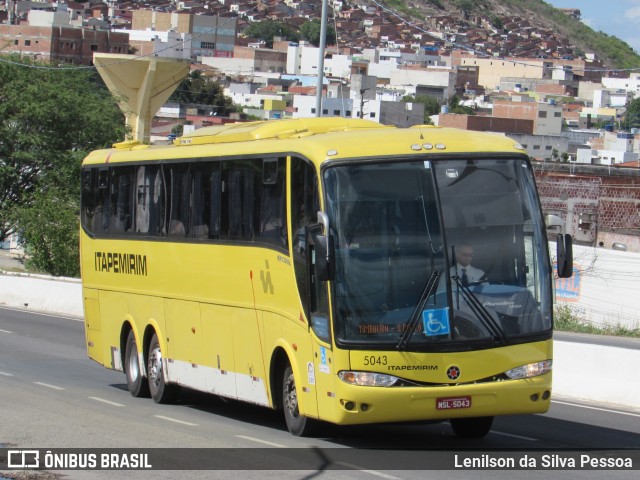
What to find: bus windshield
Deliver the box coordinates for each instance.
[323,157,553,349]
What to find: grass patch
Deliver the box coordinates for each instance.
[554,304,640,338]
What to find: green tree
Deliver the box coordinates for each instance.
[169,70,237,114]
[448,95,476,115]
[0,55,127,275]
[455,0,475,18]
[242,20,299,48]
[402,94,441,123]
[624,97,640,130]
[13,184,81,277]
[299,19,337,47]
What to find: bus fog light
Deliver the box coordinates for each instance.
[344,401,355,411]
[542,390,551,400]
[338,371,399,387]
[505,360,552,379]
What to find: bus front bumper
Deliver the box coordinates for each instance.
[316,374,552,425]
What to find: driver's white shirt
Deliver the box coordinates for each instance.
[450,263,485,284]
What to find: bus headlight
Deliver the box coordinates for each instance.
[505,360,552,379]
[338,371,399,387]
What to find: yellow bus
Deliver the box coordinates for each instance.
[80,118,573,438]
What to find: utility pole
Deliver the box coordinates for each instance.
[314,0,328,117]
[359,88,369,119]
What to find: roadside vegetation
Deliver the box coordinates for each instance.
[554,304,640,339]
[0,55,127,277]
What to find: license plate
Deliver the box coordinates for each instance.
[436,396,472,410]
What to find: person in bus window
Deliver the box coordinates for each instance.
[451,243,485,287]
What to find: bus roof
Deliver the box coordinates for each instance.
[82,118,527,167]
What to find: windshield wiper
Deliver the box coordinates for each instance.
[452,277,506,342]
[396,270,440,350]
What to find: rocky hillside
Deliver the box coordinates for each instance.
[387,0,639,69]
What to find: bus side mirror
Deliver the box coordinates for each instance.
[315,234,335,282]
[556,234,573,278]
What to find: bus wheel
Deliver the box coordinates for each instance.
[282,365,315,436]
[147,333,179,404]
[124,330,150,398]
[450,416,494,438]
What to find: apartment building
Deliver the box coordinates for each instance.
[0,9,129,64]
[131,10,237,60]
[493,98,563,136]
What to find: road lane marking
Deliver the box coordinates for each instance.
[0,329,13,334]
[336,462,401,479]
[235,435,286,448]
[34,382,65,390]
[154,415,198,426]
[0,371,14,377]
[492,431,537,441]
[0,305,82,322]
[553,399,640,418]
[89,396,125,407]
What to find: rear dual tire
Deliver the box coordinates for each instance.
[124,330,150,398]
[147,333,180,404]
[124,330,178,403]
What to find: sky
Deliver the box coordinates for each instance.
[545,0,640,54]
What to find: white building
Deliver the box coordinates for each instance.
[287,42,322,76]
[292,95,354,118]
[113,29,192,60]
[592,89,634,109]
[602,73,640,99]
[575,132,640,165]
[576,148,639,165]
[27,7,71,27]
[389,67,456,102]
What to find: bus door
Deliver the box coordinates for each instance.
[306,224,336,418]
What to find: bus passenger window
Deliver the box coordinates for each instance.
[81,170,97,234]
[135,165,165,235]
[257,158,287,248]
[109,167,134,234]
[222,160,256,241]
[167,164,190,238]
[192,162,220,239]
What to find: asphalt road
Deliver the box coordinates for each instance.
[1,306,639,480]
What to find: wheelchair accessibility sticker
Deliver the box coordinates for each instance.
[422,308,450,336]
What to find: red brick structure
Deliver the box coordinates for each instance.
[0,24,129,65]
[534,163,640,252]
[439,113,534,134]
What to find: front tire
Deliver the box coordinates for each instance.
[282,365,316,436]
[124,330,150,398]
[147,333,179,404]
[450,416,494,438]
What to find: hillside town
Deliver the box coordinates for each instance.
[1,0,640,252]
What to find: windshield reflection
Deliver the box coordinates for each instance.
[323,158,552,349]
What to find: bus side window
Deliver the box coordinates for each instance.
[192,162,219,239]
[257,157,287,248]
[135,165,165,235]
[81,169,97,235]
[222,160,256,241]
[88,169,110,234]
[167,163,190,238]
[109,167,134,234]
